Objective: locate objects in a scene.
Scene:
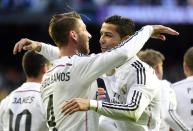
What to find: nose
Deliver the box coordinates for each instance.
[99,36,104,45]
[88,32,92,39]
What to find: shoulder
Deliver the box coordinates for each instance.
[161,80,171,87]
[171,77,191,89]
[0,95,10,109]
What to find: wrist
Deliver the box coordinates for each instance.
[35,42,42,52]
[89,100,98,112]
[30,41,42,52]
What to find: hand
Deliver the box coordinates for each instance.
[151,25,179,41]
[13,38,42,54]
[97,87,106,100]
[61,98,90,115]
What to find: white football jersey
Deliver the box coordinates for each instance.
[97,56,161,131]
[160,80,190,131]
[0,82,48,131]
[40,26,154,131]
[99,116,118,131]
[172,76,193,131]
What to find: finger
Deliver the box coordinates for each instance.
[18,39,26,53]
[98,95,106,100]
[158,35,166,41]
[98,90,106,94]
[61,100,75,113]
[68,108,80,115]
[23,45,33,50]
[19,38,32,52]
[97,87,105,91]
[64,103,79,115]
[162,27,179,35]
[13,39,23,54]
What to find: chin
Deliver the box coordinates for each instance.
[101,49,106,52]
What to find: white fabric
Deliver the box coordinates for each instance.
[96,57,161,131]
[172,76,193,131]
[0,82,48,131]
[40,26,153,131]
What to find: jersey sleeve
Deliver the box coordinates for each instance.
[39,26,153,64]
[73,26,153,83]
[89,65,160,122]
[89,84,159,122]
[164,90,191,131]
[38,43,60,61]
[0,97,8,130]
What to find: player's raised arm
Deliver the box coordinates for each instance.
[13,38,42,54]
[74,25,179,84]
[13,25,179,57]
[13,38,60,61]
[151,25,179,40]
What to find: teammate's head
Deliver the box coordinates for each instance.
[137,49,165,80]
[22,50,49,78]
[183,46,193,77]
[49,11,92,54]
[99,15,135,52]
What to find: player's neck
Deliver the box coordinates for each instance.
[26,76,42,83]
[59,45,78,57]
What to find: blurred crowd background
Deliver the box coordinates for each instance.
[0,0,193,99]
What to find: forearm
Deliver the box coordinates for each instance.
[82,26,153,81]
[89,93,150,122]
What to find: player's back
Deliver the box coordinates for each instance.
[41,56,100,131]
[0,82,48,131]
[172,76,193,130]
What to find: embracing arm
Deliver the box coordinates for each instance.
[13,38,60,61]
[75,25,179,83]
[61,85,156,122]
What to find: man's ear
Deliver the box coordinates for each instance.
[70,31,78,41]
[122,35,130,41]
[183,62,189,77]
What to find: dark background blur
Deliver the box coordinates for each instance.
[0,0,193,98]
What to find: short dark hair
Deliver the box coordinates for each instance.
[49,11,81,48]
[184,47,193,72]
[22,50,49,78]
[104,15,135,38]
[137,49,165,67]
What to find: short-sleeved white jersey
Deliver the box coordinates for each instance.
[172,76,193,131]
[40,26,153,131]
[0,82,48,131]
[97,57,161,131]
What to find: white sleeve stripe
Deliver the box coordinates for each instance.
[102,90,142,111]
[168,104,190,131]
[131,60,146,85]
[107,28,144,52]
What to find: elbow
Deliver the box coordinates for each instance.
[126,111,141,122]
[133,114,141,122]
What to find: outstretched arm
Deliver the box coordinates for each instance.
[13,25,179,60]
